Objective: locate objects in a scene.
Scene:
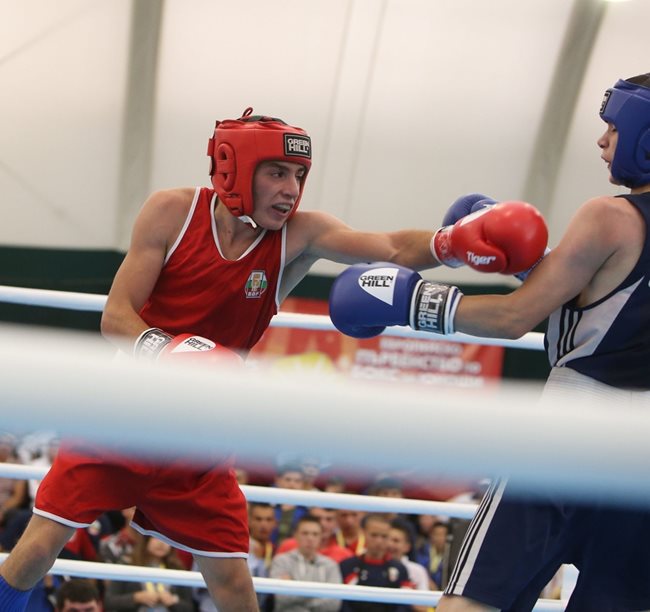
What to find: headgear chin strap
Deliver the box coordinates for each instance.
[600,73,650,189]
[207,107,312,222]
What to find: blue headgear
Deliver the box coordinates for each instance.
[599,73,650,188]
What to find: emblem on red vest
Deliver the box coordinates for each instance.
[245,270,268,298]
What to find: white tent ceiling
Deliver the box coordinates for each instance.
[1,0,648,284]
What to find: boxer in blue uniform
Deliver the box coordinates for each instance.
[329,72,650,611]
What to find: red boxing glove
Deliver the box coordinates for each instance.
[431,201,548,274]
[134,328,243,366]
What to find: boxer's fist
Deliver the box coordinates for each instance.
[134,328,242,366]
[432,201,548,274]
[328,263,422,338]
[329,263,463,337]
[442,193,498,227]
[442,194,550,280]
[163,334,243,366]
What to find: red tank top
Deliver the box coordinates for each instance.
[139,187,285,350]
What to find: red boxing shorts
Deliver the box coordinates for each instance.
[34,444,248,557]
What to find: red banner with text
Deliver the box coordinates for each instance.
[250,296,504,388]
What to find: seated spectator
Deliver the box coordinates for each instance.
[387,519,431,612]
[413,514,435,554]
[370,477,403,501]
[61,513,113,565]
[323,477,346,495]
[54,579,102,612]
[299,456,327,492]
[99,507,139,565]
[334,509,365,556]
[272,463,309,547]
[273,453,332,492]
[61,526,103,563]
[339,514,411,612]
[415,521,450,591]
[249,502,277,572]
[271,516,342,612]
[369,476,404,522]
[103,535,193,611]
[310,508,354,563]
[277,507,353,564]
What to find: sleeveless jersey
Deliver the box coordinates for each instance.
[139,187,285,351]
[545,192,650,389]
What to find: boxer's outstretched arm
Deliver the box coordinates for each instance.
[286,210,438,271]
[328,196,625,341]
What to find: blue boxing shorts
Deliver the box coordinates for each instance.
[445,478,650,611]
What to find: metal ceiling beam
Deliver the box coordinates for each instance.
[522,0,607,214]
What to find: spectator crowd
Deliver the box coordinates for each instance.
[0,432,519,612]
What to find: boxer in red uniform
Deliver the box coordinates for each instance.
[0,108,547,612]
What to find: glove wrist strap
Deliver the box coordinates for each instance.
[410,281,463,335]
[134,328,173,360]
[431,227,464,268]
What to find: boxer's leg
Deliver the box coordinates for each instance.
[0,514,75,610]
[194,555,259,611]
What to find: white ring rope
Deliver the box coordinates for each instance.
[0,289,610,612]
[0,554,565,611]
[1,327,649,506]
[0,284,544,350]
[0,463,478,519]
[0,285,107,312]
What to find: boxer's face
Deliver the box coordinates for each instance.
[252,161,306,229]
[597,123,620,185]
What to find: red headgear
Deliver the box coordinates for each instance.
[207,107,312,221]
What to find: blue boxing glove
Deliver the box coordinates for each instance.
[442,193,498,227]
[329,262,463,338]
[329,263,420,338]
